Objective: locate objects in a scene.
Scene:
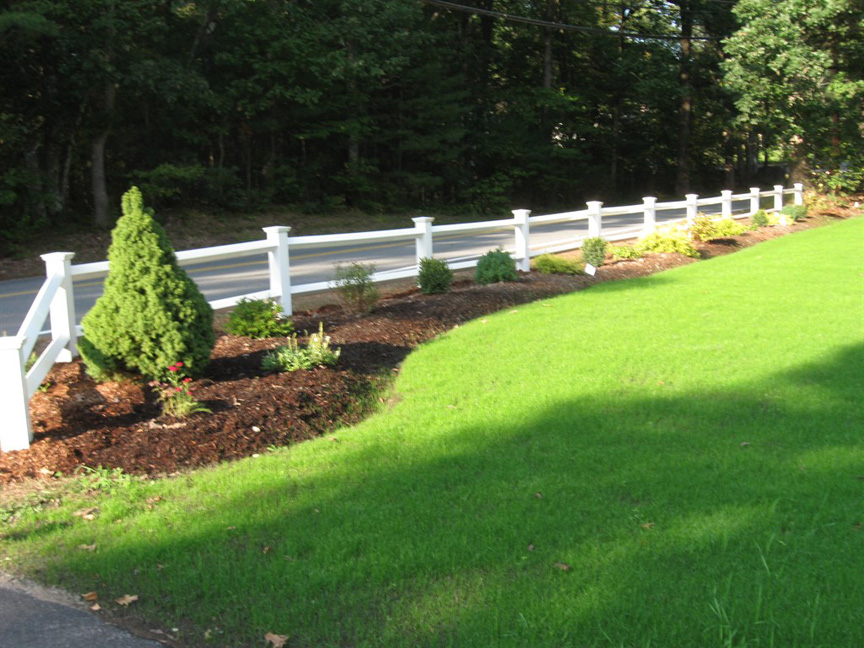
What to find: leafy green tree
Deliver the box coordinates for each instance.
[723,0,864,188]
[79,187,214,381]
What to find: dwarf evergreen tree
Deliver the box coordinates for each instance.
[79,187,214,381]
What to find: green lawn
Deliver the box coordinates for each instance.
[3,218,863,647]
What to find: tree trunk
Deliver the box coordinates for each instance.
[91,83,116,228]
[675,0,693,196]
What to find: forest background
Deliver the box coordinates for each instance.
[1,0,862,254]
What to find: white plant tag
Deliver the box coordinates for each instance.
[585,263,597,276]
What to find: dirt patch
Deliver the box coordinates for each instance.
[0,212,856,485]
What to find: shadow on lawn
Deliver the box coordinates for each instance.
[27,342,864,647]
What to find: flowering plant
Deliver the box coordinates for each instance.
[262,323,341,373]
[149,361,211,419]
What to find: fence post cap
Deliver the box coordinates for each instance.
[685,193,699,200]
[40,252,75,263]
[750,187,761,192]
[412,216,435,224]
[721,189,733,195]
[586,200,603,208]
[511,208,531,219]
[262,225,291,235]
[642,196,657,203]
[0,335,26,351]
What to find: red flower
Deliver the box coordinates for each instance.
[168,365,179,372]
[175,362,184,368]
[183,377,192,383]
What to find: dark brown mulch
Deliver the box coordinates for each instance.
[0,213,852,485]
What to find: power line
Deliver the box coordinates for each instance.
[420,0,719,41]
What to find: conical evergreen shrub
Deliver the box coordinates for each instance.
[79,187,214,381]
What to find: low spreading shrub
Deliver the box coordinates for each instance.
[635,229,700,258]
[335,262,379,313]
[418,257,453,294]
[226,298,294,339]
[690,215,748,242]
[532,254,584,275]
[475,248,518,284]
[581,237,607,267]
[608,244,643,260]
[751,209,769,228]
[262,324,341,372]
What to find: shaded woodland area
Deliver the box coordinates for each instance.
[1,0,861,251]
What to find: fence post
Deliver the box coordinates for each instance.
[263,226,292,316]
[0,336,32,451]
[412,217,435,269]
[773,185,784,212]
[642,197,657,236]
[685,194,699,225]
[750,187,761,215]
[511,209,531,272]
[41,252,77,361]
[721,190,733,219]
[794,183,804,205]
[586,201,603,238]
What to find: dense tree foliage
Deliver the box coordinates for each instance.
[0,0,860,252]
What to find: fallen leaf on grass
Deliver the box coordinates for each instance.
[641,522,655,530]
[739,441,751,448]
[264,632,289,647]
[82,591,99,602]
[534,492,543,499]
[527,544,535,552]
[73,507,99,520]
[77,543,97,552]
[90,603,101,611]
[553,562,572,572]
[115,594,138,606]
[262,545,271,554]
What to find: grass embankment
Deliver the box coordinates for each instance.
[3,218,863,647]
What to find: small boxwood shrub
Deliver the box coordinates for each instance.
[533,253,584,275]
[226,298,294,339]
[634,229,700,258]
[712,218,748,238]
[581,237,607,267]
[781,204,808,222]
[335,262,379,313]
[418,257,453,294]
[751,209,769,228]
[79,187,214,382]
[475,248,518,284]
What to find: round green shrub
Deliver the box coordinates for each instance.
[226,298,294,338]
[475,248,518,285]
[418,257,453,294]
[781,204,808,222]
[751,209,769,228]
[581,237,607,267]
[79,187,214,381]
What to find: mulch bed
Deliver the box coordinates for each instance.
[0,212,855,485]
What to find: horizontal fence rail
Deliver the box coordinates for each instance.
[0,183,803,451]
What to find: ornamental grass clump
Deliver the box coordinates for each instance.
[475,247,518,284]
[79,187,214,382]
[262,323,341,373]
[226,298,294,339]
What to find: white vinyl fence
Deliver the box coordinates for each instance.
[0,184,803,451]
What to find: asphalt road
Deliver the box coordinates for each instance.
[0,200,752,335]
